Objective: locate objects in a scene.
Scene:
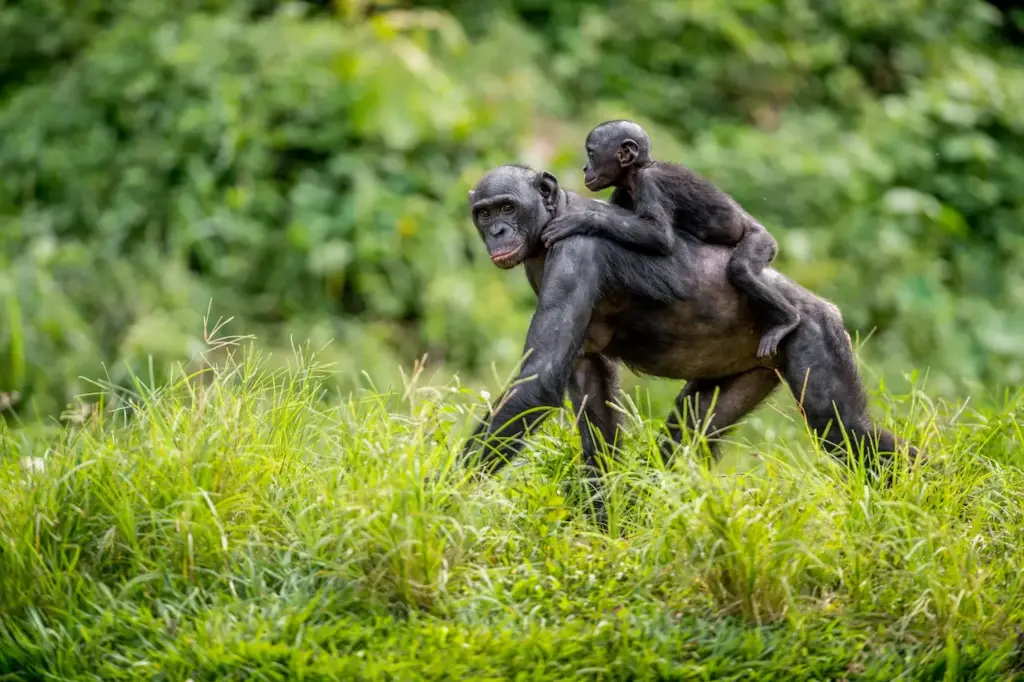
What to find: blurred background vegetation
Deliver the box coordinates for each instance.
[1,0,1023,421]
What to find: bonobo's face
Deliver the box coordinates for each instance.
[583,128,625,192]
[468,166,557,269]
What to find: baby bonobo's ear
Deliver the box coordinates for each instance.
[535,170,559,211]
[617,139,640,167]
[467,188,476,204]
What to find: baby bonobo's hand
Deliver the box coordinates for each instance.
[542,214,590,248]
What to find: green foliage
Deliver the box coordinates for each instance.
[2,353,1024,678]
[1,0,1024,418]
[0,3,566,416]
[431,0,1024,394]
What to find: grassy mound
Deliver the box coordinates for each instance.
[2,346,1023,680]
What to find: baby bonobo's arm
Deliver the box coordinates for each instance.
[541,178,674,256]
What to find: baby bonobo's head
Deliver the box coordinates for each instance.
[583,120,654,192]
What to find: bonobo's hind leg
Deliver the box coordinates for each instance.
[727,226,801,358]
[568,354,623,530]
[779,308,916,470]
[661,367,780,464]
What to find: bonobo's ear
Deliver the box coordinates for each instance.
[617,139,640,167]
[467,189,476,204]
[535,170,559,210]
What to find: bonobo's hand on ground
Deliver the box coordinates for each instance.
[542,214,591,248]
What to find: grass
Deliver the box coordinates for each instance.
[2,341,1024,681]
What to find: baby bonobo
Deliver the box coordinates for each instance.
[543,120,800,358]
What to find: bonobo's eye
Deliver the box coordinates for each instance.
[478,209,490,219]
[500,203,514,214]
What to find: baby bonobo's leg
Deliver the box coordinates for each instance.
[727,222,801,357]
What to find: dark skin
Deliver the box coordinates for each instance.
[542,120,801,359]
[462,164,916,526]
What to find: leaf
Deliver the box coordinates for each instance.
[882,188,941,218]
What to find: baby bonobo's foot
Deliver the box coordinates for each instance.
[757,319,799,358]
[541,215,588,248]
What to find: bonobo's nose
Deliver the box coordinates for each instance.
[489,222,510,239]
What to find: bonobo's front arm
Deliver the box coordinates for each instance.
[461,238,604,472]
[542,184,674,256]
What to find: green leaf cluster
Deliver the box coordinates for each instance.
[2,0,1023,417]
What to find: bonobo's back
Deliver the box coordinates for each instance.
[564,190,732,306]
[566,188,827,329]
[643,161,745,231]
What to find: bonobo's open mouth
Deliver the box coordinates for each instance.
[490,245,524,269]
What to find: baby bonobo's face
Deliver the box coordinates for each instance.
[582,129,626,192]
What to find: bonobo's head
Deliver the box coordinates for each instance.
[583,120,653,192]
[467,164,559,269]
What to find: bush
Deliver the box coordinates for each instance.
[429,0,1024,395]
[0,4,576,417]
[2,0,1024,419]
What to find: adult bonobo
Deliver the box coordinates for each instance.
[461,164,914,512]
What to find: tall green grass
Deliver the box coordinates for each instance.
[2,339,1024,680]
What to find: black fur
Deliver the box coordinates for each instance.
[462,164,916,527]
[543,119,802,359]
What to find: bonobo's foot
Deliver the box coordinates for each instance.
[658,438,677,466]
[591,500,609,533]
[541,215,588,248]
[658,435,721,468]
[834,435,922,489]
[757,319,800,358]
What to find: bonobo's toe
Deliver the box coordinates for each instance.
[757,334,781,358]
[757,322,799,358]
[906,443,926,466]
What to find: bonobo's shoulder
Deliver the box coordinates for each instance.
[562,190,592,211]
[548,234,602,261]
[543,234,605,283]
[566,192,631,217]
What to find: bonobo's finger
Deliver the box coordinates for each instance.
[542,224,573,247]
